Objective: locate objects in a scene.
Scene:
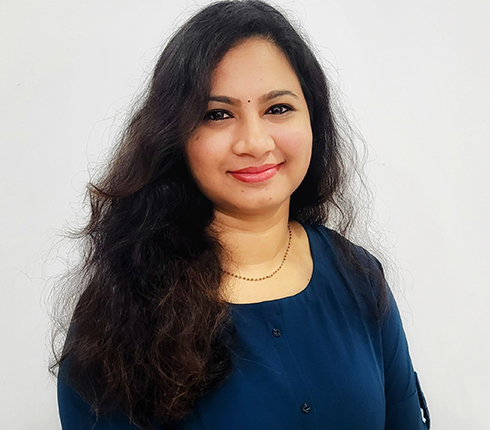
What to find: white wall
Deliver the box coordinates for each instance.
[1,0,488,428]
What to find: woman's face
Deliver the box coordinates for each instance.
[186,37,313,218]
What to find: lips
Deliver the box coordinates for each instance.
[229,163,283,183]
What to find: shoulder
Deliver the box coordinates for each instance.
[302,223,388,318]
[302,223,382,272]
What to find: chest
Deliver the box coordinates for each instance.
[176,299,386,430]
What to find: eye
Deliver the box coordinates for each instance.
[204,110,232,121]
[266,104,292,115]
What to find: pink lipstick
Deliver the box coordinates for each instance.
[229,163,282,183]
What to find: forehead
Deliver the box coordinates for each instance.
[210,38,302,97]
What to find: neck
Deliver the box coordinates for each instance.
[210,202,291,274]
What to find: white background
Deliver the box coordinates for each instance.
[1,0,489,428]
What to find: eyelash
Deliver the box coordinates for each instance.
[204,104,293,122]
[204,110,232,121]
[266,104,292,115]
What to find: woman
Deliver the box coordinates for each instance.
[54,1,430,429]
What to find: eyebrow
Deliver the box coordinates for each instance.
[260,90,299,103]
[208,90,299,105]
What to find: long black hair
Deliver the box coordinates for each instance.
[52,1,387,428]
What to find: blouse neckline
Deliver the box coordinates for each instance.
[228,223,318,309]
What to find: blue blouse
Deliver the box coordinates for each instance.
[58,224,430,429]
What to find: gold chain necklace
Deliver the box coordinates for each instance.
[223,225,292,282]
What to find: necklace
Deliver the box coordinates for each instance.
[223,224,292,282]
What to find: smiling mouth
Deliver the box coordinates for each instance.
[228,163,283,183]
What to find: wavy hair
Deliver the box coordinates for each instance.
[52,1,387,428]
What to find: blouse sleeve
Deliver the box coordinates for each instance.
[381,289,430,429]
[57,367,141,430]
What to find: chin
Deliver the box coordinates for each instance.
[228,195,290,215]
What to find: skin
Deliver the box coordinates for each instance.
[186,37,314,303]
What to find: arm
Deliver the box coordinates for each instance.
[58,369,142,430]
[382,290,430,429]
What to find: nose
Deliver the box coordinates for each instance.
[232,114,275,158]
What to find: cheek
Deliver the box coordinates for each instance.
[186,129,229,169]
[186,141,224,198]
[275,126,313,166]
[186,136,213,178]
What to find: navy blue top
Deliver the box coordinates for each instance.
[58,224,430,429]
